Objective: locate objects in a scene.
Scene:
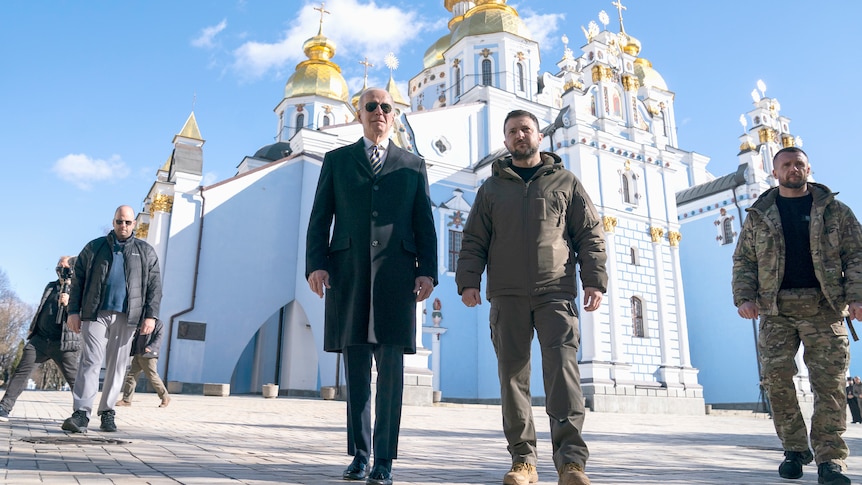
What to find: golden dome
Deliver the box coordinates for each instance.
[621,32,641,56]
[284,33,349,102]
[451,1,531,46]
[424,32,453,69]
[633,58,667,91]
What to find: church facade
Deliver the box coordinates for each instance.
[130,0,802,414]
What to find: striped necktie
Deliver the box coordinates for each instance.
[370,145,382,176]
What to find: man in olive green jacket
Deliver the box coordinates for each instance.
[732,147,862,485]
[457,110,606,485]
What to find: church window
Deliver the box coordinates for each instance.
[448,230,463,272]
[322,114,331,127]
[631,296,646,338]
[454,65,461,97]
[621,172,637,206]
[482,59,492,86]
[295,113,305,134]
[630,247,639,265]
[517,62,525,91]
[722,218,734,245]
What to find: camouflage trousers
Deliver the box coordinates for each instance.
[759,288,850,466]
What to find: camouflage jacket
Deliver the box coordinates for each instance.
[732,182,862,315]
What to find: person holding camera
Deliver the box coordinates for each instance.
[62,205,162,433]
[0,256,81,422]
[115,319,169,408]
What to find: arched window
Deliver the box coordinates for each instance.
[322,115,331,127]
[631,296,646,338]
[622,175,631,204]
[295,113,305,135]
[482,59,492,86]
[517,62,525,91]
[722,218,734,245]
[621,172,637,205]
[448,230,463,273]
[454,66,461,97]
[630,247,639,265]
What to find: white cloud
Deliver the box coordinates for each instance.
[52,154,130,190]
[519,9,566,55]
[192,19,228,49]
[202,172,219,186]
[231,0,430,81]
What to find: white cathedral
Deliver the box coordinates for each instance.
[131,0,804,414]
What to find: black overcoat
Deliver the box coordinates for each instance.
[306,139,438,354]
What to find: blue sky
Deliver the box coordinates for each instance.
[2,1,860,310]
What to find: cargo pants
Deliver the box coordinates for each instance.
[759,288,850,466]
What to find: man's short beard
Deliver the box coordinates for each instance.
[781,178,807,190]
[511,146,538,160]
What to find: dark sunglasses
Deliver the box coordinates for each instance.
[364,102,393,114]
[115,220,134,226]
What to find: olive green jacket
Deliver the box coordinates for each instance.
[732,182,862,315]
[456,152,607,299]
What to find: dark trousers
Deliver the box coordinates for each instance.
[343,344,404,462]
[490,294,589,471]
[848,396,862,423]
[0,335,79,412]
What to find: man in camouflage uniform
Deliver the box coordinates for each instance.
[733,147,862,485]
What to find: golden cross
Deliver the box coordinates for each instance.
[359,57,374,82]
[612,0,627,32]
[314,2,330,30]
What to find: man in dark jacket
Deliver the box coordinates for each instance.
[457,110,607,485]
[115,319,169,408]
[0,256,81,422]
[306,87,437,485]
[62,205,162,433]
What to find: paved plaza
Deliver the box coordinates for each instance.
[0,390,860,484]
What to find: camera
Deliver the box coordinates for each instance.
[58,267,73,280]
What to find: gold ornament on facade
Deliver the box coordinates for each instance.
[150,194,174,214]
[624,160,631,171]
[136,223,150,239]
[592,65,613,83]
[668,231,682,247]
[481,48,492,58]
[602,216,618,233]
[781,134,795,148]
[650,226,664,243]
[758,128,776,144]
[621,74,640,92]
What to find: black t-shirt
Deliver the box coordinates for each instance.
[776,193,819,289]
[510,164,542,182]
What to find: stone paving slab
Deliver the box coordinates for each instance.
[1,390,860,484]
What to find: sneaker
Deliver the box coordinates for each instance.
[558,463,591,485]
[818,462,851,485]
[779,449,814,479]
[99,410,117,432]
[503,462,538,485]
[61,410,89,433]
[159,396,171,408]
[115,399,131,407]
[0,407,8,422]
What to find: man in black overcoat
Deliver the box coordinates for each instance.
[306,87,438,485]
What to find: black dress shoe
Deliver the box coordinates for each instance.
[342,458,367,480]
[366,464,393,485]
